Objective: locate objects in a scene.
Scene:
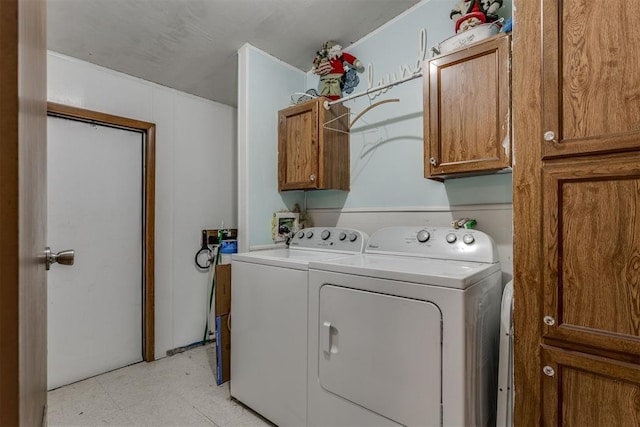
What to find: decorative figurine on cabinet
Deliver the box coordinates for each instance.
[312,41,364,101]
[450,0,503,33]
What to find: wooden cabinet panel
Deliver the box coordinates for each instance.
[279,100,319,190]
[424,33,510,178]
[542,0,640,158]
[541,345,640,426]
[542,153,640,355]
[439,53,497,160]
[278,97,349,191]
[515,0,640,424]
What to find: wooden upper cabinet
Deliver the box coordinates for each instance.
[542,152,640,357]
[542,0,640,158]
[424,33,511,179]
[278,97,350,191]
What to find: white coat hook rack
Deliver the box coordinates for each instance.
[322,111,351,135]
[322,98,401,134]
[323,71,423,110]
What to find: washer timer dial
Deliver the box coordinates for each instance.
[417,229,430,243]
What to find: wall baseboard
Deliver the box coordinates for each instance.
[165,339,214,357]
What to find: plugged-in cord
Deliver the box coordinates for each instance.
[203,245,221,343]
[195,244,213,270]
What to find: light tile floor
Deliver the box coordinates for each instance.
[47,344,273,427]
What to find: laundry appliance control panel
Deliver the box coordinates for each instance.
[288,227,367,253]
[365,226,499,264]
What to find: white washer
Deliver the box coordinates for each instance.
[230,227,367,427]
[307,226,502,427]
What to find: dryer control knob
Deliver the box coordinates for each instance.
[297,231,305,239]
[463,234,475,245]
[321,230,331,240]
[417,229,430,243]
[348,233,358,242]
[338,232,347,241]
[446,233,457,243]
[305,231,314,239]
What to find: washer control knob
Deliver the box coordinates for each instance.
[348,233,358,242]
[297,231,305,239]
[446,233,457,243]
[338,232,347,241]
[305,230,314,239]
[321,230,331,240]
[417,229,430,243]
[463,234,475,245]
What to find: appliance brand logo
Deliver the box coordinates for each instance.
[368,244,379,249]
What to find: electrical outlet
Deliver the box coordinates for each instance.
[202,228,238,245]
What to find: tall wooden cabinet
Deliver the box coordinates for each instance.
[514,0,640,425]
[278,97,350,191]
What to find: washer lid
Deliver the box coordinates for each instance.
[232,249,360,270]
[309,254,500,289]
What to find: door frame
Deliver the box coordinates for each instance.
[47,102,156,362]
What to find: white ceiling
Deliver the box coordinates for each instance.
[47,0,421,107]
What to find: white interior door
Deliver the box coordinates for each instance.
[47,116,143,390]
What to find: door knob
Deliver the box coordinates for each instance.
[45,247,75,271]
[543,131,557,142]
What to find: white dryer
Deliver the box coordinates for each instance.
[307,226,502,427]
[230,227,367,427]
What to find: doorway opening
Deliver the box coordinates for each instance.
[47,103,156,365]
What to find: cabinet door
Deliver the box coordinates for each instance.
[542,153,640,356]
[542,0,640,158]
[278,100,319,190]
[425,34,510,178]
[514,0,640,425]
[541,345,640,426]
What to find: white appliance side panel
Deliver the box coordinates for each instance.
[230,261,307,426]
[318,285,442,427]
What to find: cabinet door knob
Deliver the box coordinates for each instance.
[310,174,316,182]
[429,157,438,166]
[544,131,557,142]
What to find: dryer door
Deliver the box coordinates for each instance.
[318,284,442,426]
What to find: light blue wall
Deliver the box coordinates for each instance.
[242,0,513,246]
[245,46,305,246]
[305,0,513,209]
